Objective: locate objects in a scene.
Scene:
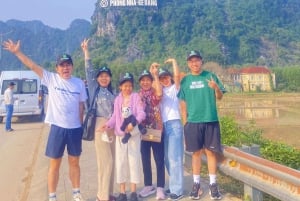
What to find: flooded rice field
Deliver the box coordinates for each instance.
[218,93,300,149]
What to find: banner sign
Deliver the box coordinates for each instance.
[99,0,158,7]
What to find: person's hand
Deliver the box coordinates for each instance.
[207,76,218,90]
[164,58,176,65]
[150,62,160,76]
[126,123,134,132]
[81,38,90,52]
[3,39,21,54]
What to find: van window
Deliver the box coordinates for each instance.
[1,79,37,95]
[1,80,18,94]
[21,79,37,94]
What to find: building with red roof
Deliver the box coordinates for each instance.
[228,66,275,92]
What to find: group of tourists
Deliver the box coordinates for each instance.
[3,38,225,201]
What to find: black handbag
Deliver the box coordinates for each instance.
[82,87,99,141]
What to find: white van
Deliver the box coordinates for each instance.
[0,70,45,123]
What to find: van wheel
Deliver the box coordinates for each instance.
[0,117,3,123]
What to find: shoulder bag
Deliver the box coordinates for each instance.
[141,128,162,143]
[82,87,99,141]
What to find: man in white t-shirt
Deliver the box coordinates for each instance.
[3,39,87,201]
[4,81,16,132]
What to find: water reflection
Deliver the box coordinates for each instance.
[218,99,280,119]
[217,94,300,149]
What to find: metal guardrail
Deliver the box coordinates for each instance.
[184,146,300,201]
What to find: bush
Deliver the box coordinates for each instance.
[220,116,263,147]
[220,115,300,169]
[219,116,300,200]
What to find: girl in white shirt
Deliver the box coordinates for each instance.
[159,59,184,201]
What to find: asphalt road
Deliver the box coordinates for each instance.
[0,118,45,201]
[0,118,240,201]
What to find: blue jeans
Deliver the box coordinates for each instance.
[164,119,183,195]
[5,104,14,130]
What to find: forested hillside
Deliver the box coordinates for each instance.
[85,0,300,70]
[0,19,91,70]
[1,0,300,76]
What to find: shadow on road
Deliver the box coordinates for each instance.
[2,115,45,124]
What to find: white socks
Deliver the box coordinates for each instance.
[193,175,200,183]
[193,174,217,184]
[49,192,56,200]
[72,188,81,196]
[209,174,217,184]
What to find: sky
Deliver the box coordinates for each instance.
[0,0,97,30]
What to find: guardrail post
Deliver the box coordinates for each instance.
[240,144,263,201]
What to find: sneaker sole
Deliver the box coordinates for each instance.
[210,196,222,200]
[209,192,222,200]
[169,195,184,201]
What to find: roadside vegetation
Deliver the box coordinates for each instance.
[220,116,300,169]
[215,116,300,200]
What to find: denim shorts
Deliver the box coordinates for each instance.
[184,122,222,153]
[45,124,83,158]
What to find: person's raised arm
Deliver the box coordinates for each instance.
[3,40,43,78]
[165,58,180,89]
[81,38,90,60]
[149,62,162,98]
[80,38,98,96]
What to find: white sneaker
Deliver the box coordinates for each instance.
[156,187,166,200]
[49,197,57,201]
[139,186,156,198]
[73,193,84,201]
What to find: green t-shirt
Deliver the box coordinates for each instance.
[177,70,224,123]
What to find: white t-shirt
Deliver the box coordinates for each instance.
[4,88,14,105]
[160,84,181,123]
[42,70,87,128]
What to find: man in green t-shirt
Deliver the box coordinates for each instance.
[177,50,225,200]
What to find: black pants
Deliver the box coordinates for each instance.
[141,136,165,188]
